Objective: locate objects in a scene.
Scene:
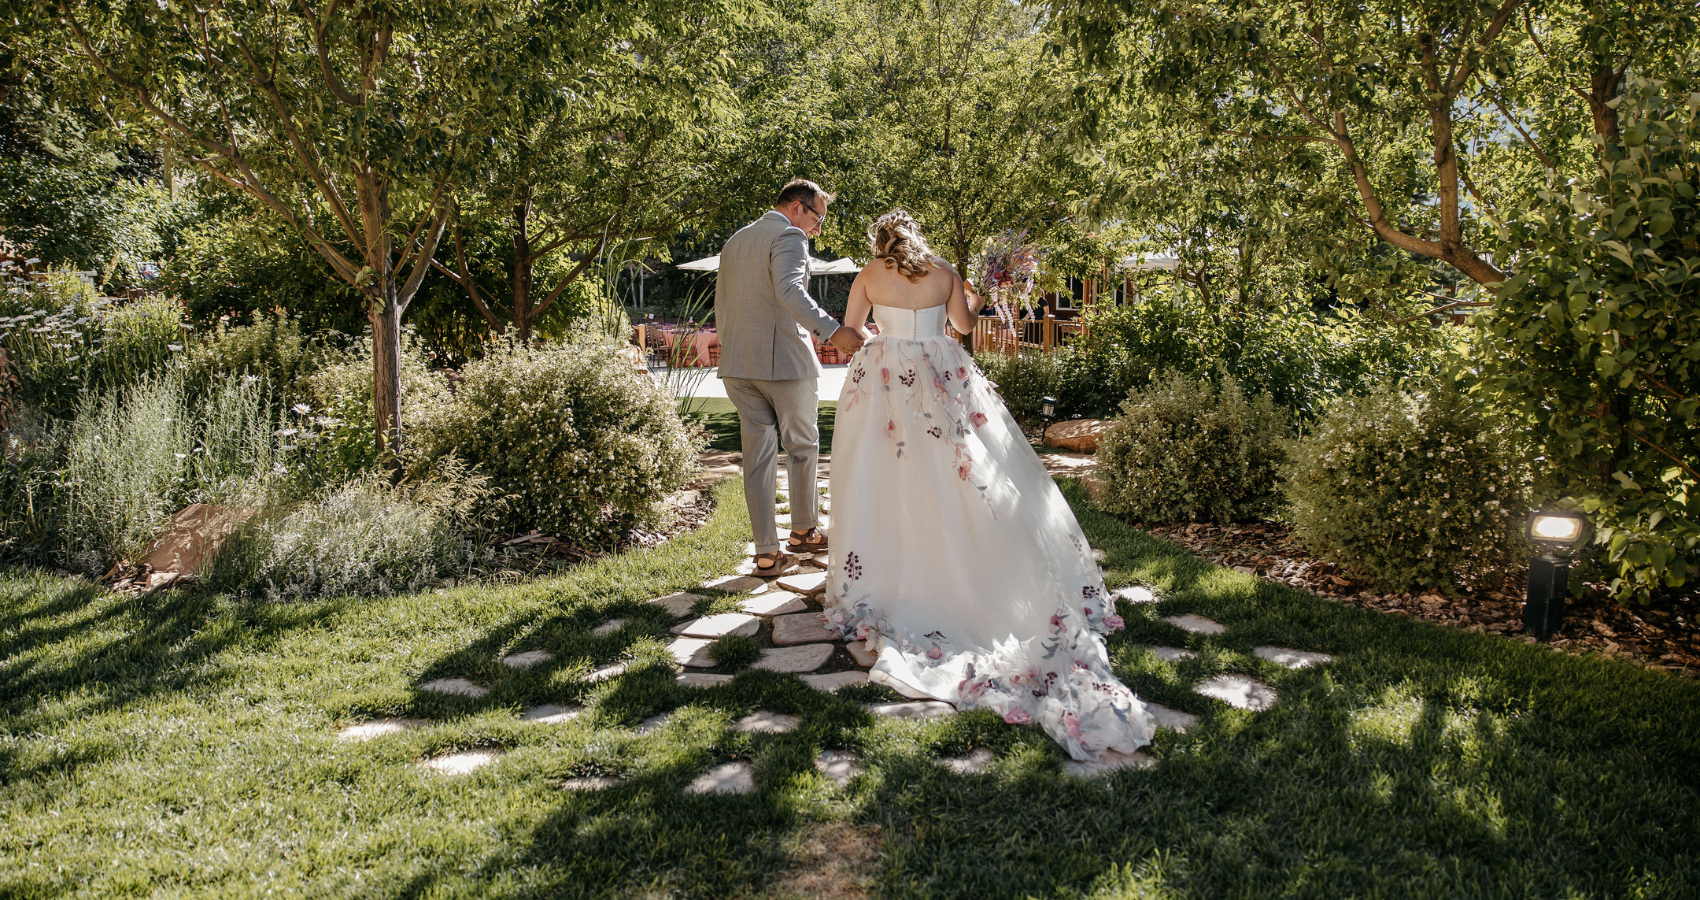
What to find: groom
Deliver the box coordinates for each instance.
[716,178,865,574]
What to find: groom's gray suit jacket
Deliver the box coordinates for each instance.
[714,210,840,381]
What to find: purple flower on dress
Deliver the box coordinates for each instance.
[1082,585,1102,601]
[899,369,917,387]
[843,551,863,580]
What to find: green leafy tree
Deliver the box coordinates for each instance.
[1474,78,1700,600]
[34,0,511,456]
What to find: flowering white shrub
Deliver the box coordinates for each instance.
[1095,373,1288,524]
[403,335,699,546]
[1282,381,1530,591]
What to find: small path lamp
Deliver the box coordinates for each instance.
[1040,396,1058,442]
[1523,510,1590,641]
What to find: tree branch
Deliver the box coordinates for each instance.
[295,0,363,107]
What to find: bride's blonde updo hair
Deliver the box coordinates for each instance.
[868,209,935,282]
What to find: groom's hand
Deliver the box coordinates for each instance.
[829,326,864,355]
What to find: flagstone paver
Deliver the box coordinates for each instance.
[846,639,878,667]
[519,704,582,724]
[634,712,672,734]
[592,619,628,636]
[667,637,717,668]
[802,671,868,692]
[687,762,756,795]
[1253,646,1335,669]
[941,748,995,774]
[771,612,838,645]
[753,644,834,673]
[867,700,955,720]
[500,650,553,669]
[776,571,829,595]
[560,776,620,791]
[1143,702,1199,733]
[671,613,761,639]
[703,575,767,594]
[584,661,629,683]
[1113,585,1159,604]
[1195,674,1279,711]
[1092,548,1108,563]
[419,750,503,775]
[815,750,863,786]
[420,678,488,698]
[734,711,800,734]
[1148,646,1196,662]
[677,673,736,688]
[1063,749,1155,779]
[737,559,800,577]
[647,591,707,617]
[739,591,808,617]
[337,718,430,742]
[1163,614,1226,635]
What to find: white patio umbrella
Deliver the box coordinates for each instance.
[674,254,863,276]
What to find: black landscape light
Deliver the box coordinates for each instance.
[1522,510,1589,641]
[1041,396,1057,419]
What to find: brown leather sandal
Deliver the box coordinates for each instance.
[753,550,793,575]
[786,527,828,553]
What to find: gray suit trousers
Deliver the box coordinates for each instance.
[722,375,821,553]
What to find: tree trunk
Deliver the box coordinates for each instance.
[512,198,535,343]
[1587,65,1623,144]
[370,291,404,466]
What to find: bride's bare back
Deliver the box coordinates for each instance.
[844,256,978,336]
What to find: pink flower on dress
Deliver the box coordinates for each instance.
[1049,613,1064,631]
[926,646,943,660]
[957,460,973,481]
[1062,711,1082,739]
[887,419,897,437]
[1103,615,1125,631]
[1004,708,1032,725]
[1083,607,1094,617]
[969,411,988,428]
[957,366,968,379]
[881,367,890,385]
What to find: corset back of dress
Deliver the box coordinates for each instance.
[871,304,949,340]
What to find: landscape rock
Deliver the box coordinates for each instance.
[687,761,756,795]
[752,644,834,673]
[139,503,253,575]
[770,612,839,645]
[846,640,879,667]
[1195,674,1278,711]
[1043,419,1111,452]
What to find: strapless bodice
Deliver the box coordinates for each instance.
[871,304,949,340]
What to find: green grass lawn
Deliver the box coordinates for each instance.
[3,479,1699,898]
[688,398,837,454]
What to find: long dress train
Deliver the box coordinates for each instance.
[824,304,1154,760]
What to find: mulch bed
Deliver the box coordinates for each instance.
[1140,521,1700,678]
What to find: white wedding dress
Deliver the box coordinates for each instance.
[824,304,1155,760]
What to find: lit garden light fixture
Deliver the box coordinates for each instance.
[1041,395,1057,420]
[1523,510,1589,641]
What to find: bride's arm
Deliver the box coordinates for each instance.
[843,271,873,339]
[945,268,975,336]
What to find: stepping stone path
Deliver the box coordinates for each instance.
[501,650,553,669]
[753,644,834,673]
[846,640,879,667]
[1148,646,1195,662]
[1195,674,1279,711]
[868,701,955,720]
[771,612,838,645]
[1092,548,1108,563]
[776,572,828,595]
[737,559,800,577]
[671,613,761,639]
[647,591,706,618]
[740,591,808,617]
[1143,702,1198,733]
[734,711,799,734]
[815,750,862,786]
[338,718,429,742]
[560,776,620,791]
[802,671,867,692]
[687,762,756,795]
[668,638,717,668]
[1254,646,1335,669]
[420,678,488,698]
[592,619,628,636]
[584,661,629,683]
[941,748,995,774]
[703,575,767,594]
[520,704,582,724]
[678,672,735,688]
[634,713,672,734]
[1113,585,1159,604]
[1063,749,1155,779]
[419,750,502,775]
[1163,614,1226,635]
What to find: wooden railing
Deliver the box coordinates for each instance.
[968,314,1087,356]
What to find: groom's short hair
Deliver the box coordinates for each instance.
[776,178,834,208]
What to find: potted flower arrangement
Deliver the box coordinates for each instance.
[973,230,1043,330]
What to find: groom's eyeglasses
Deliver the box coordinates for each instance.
[801,199,827,223]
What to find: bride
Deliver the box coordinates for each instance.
[824,210,1155,760]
